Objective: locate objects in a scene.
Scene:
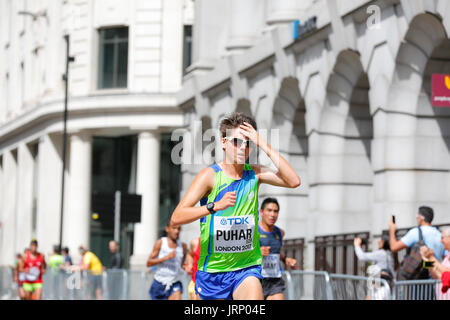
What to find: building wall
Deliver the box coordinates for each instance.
[0,0,188,266]
[1,0,450,270]
[177,0,450,270]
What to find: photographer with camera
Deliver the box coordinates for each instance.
[354,235,395,285]
[389,206,444,280]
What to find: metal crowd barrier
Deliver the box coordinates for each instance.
[284,270,333,300]
[1,266,447,300]
[0,266,17,300]
[328,273,391,300]
[40,269,192,300]
[392,279,447,300]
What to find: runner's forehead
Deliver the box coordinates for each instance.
[225,127,246,139]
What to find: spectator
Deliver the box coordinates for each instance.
[48,245,64,298]
[48,245,64,274]
[420,227,450,300]
[354,234,395,282]
[389,206,445,279]
[442,272,450,294]
[107,240,122,300]
[71,245,103,300]
[365,265,391,300]
[61,247,73,268]
[109,240,122,269]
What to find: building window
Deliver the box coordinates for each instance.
[182,25,192,75]
[98,27,129,89]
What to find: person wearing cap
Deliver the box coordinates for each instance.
[389,206,445,262]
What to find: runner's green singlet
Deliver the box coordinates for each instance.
[197,163,262,273]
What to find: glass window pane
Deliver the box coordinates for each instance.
[183,25,192,74]
[102,29,116,41]
[100,43,114,88]
[115,27,129,40]
[117,42,128,88]
[98,27,128,89]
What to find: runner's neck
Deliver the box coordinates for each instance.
[259,221,275,233]
[167,236,178,248]
[218,162,245,180]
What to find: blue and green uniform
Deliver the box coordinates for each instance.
[195,163,263,299]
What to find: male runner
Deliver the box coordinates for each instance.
[147,223,187,300]
[13,252,26,300]
[258,197,297,300]
[171,112,301,300]
[184,237,201,300]
[22,239,46,300]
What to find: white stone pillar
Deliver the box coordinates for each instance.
[130,131,161,269]
[36,135,63,257]
[64,133,92,264]
[1,151,18,265]
[266,0,310,26]
[226,0,265,54]
[189,0,230,74]
[16,144,34,252]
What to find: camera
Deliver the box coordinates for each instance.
[423,261,434,269]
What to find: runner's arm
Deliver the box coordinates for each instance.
[278,228,297,268]
[42,256,47,274]
[181,243,188,267]
[239,122,300,188]
[146,239,174,267]
[183,239,197,274]
[171,167,235,226]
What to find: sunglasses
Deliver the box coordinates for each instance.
[224,137,251,148]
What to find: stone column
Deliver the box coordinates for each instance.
[16,143,34,252]
[130,131,161,269]
[226,0,265,54]
[64,133,92,264]
[0,151,18,265]
[189,0,230,74]
[266,0,310,26]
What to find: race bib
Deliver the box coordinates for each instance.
[213,215,255,253]
[163,258,179,273]
[261,254,282,278]
[26,267,40,281]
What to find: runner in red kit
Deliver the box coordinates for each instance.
[184,237,201,300]
[22,239,46,300]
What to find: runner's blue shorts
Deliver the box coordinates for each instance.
[149,279,183,300]
[194,265,263,300]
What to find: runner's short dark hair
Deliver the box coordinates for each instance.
[261,197,280,211]
[219,112,257,138]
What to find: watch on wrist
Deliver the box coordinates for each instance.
[206,202,215,214]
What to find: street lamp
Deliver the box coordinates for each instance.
[19,10,74,251]
[60,35,75,251]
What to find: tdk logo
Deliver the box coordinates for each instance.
[221,217,250,225]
